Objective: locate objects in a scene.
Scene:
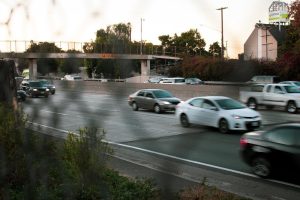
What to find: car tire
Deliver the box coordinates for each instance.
[219,118,229,134]
[154,104,161,114]
[180,114,190,127]
[247,98,257,110]
[45,94,48,98]
[51,91,55,95]
[286,101,297,114]
[132,102,139,111]
[251,157,271,178]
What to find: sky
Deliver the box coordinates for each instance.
[0,0,293,58]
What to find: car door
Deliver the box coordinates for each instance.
[185,98,204,125]
[135,91,146,109]
[264,127,298,169]
[144,92,156,109]
[200,99,219,126]
[272,85,286,106]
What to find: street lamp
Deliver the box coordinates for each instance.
[216,7,228,59]
[140,18,145,55]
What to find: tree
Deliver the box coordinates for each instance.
[277,0,300,80]
[25,41,62,75]
[209,42,222,57]
[158,29,207,56]
[59,50,83,74]
[83,22,141,78]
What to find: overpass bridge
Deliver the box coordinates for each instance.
[0,40,182,80]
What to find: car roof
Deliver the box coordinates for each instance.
[273,123,300,129]
[139,89,167,92]
[190,96,230,101]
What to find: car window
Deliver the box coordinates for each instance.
[284,86,300,93]
[265,127,296,145]
[137,91,145,97]
[145,93,154,98]
[174,79,185,83]
[215,98,246,110]
[189,98,203,108]
[274,86,283,93]
[202,99,216,110]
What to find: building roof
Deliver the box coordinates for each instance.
[255,23,287,44]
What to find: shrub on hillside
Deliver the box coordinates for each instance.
[0,105,160,200]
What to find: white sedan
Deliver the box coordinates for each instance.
[176,96,262,133]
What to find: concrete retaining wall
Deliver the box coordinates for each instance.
[55,80,241,101]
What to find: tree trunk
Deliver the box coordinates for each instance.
[0,59,18,110]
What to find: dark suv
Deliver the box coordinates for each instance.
[240,123,300,178]
[28,80,50,98]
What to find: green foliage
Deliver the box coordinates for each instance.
[104,169,160,200]
[180,57,279,81]
[0,107,161,199]
[159,29,207,56]
[209,42,222,57]
[25,41,62,75]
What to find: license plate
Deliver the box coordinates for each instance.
[252,121,259,126]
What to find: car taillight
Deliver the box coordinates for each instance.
[240,137,248,148]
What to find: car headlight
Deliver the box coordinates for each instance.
[33,89,37,91]
[46,89,49,91]
[52,86,55,89]
[159,101,171,105]
[232,114,243,119]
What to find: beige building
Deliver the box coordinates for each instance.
[244,23,286,61]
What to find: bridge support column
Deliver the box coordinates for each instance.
[141,59,150,76]
[29,59,37,80]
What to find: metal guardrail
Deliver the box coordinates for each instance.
[0,40,179,57]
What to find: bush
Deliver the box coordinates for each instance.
[0,105,161,200]
[104,169,160,200]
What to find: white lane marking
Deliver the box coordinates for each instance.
[27,121,69,133]
[28,122,300,190]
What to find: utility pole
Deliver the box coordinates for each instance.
[217,7,228,59]
[140,18,144,55]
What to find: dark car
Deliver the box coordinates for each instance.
[17,90,27,101]
[39,79,56,94]
[240,123,300,178]
[128,89,181,113]
[27,80,50,98]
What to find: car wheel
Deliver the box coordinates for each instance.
[247,98,257,110]
[45,94,48,98]
[219,118,229,134]
[132,102,139,111]
[251,157,271,178]
[180,114,190,127]
[154,104,161,114]
[51,91,55,95]
[286,101,297,114]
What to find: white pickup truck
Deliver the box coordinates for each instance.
[240,83,300,113]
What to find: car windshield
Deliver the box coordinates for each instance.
[215,99,246,110]
[293,81,300,86]
[189,78,199,82]
[284,86,300,93]
[29,82,43,87]
[40,80,50,85]
[152,90,173,98]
